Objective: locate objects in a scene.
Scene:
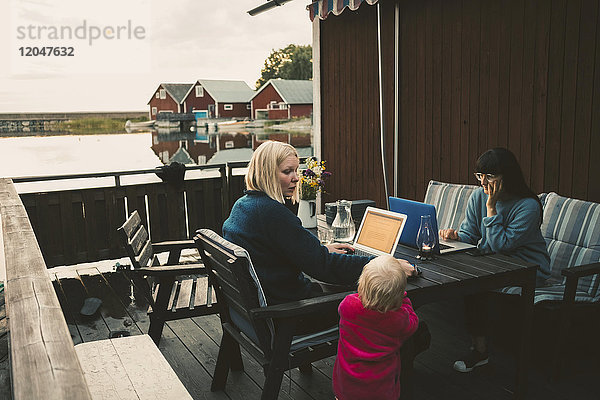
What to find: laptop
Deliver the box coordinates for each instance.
[352,207,408,258]
[388,197,476,254]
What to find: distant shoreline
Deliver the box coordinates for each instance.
[0,111,147,121]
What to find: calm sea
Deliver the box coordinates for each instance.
[0,133,160,192]
[0,130,313,193]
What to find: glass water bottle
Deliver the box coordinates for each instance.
[332,200,355,243]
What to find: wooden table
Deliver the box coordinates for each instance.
[314,215,537,398]
[393,244,538,400]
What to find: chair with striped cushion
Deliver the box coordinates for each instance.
[500,192,600,303]
[194,229,344,400]
[423,180,479,231]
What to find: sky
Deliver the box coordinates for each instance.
[0,0,313,113]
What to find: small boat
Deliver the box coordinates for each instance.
[125,120,156,132]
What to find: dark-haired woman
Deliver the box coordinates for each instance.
[439,147,550,372]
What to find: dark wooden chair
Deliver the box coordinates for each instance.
[117,210,217,344]
[194,229,347,400]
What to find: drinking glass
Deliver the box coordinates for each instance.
[318,226,334,244]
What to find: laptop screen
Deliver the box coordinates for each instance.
[355,209,407,254]
[388,196,440,249]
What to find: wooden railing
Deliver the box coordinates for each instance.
[0,178,92,399]
[13,164,246,267]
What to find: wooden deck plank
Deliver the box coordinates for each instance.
[52,278,83,345]
[77,268,143,338]
[158,322,230,400]
[167,318,265,400]
[192,315,316,400]
[100,270,151,333]
[54,271,112,342]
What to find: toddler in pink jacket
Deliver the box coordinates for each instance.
[333,255,419,400]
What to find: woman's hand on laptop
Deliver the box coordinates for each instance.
[326,243,355,254]
[439,228,459,241]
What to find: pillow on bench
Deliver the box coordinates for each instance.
[423,180,479,231]
[535,192,600,303]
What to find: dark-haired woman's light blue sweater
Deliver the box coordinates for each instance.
[222,191,371,304]
[458,188,550,282]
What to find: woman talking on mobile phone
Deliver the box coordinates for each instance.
[439,147,550,373]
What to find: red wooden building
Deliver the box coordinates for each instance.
[147,83,193,119]
[182,79,254,119]
[250,79,313,120]
[309,0,600,206]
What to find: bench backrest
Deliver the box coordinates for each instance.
[194,229,274,356]
[423,180,479,231]
[541,192,600,299]
[118,210,155,269]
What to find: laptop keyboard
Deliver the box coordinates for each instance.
[354,249,375,257]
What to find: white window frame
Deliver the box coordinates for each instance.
[195,86,204,97]
[279,102,287,110]
[246,104,251,109]
[155,92,159,99]
[225,140,234,149]
[223,104,233,111]
[151,107,157,115]
[159,89,166,99]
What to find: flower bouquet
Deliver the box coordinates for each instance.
[299,157,332,200]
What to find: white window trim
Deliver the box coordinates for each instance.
[246,104,251,109]
[195,86,204,97]
[155,92,159,99]
[223,104,233,110]
[159,89,166,99]
[151,107,157,115]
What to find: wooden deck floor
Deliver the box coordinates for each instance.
[3,264,598,400]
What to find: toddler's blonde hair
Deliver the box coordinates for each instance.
[357,255,407,313]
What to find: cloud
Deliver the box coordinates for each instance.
[1,0,312,112]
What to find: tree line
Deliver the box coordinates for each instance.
[256,44,312,88]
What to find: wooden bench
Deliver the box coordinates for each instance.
[75,334,191,400]
[0,178,191,399]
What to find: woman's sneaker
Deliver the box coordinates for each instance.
[453,349,489,372]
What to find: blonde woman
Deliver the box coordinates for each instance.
[223,141,385,308]
[333,255,419,400]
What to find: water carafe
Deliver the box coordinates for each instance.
[332,200,355,243]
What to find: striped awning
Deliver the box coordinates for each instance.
[307,0,379,21]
